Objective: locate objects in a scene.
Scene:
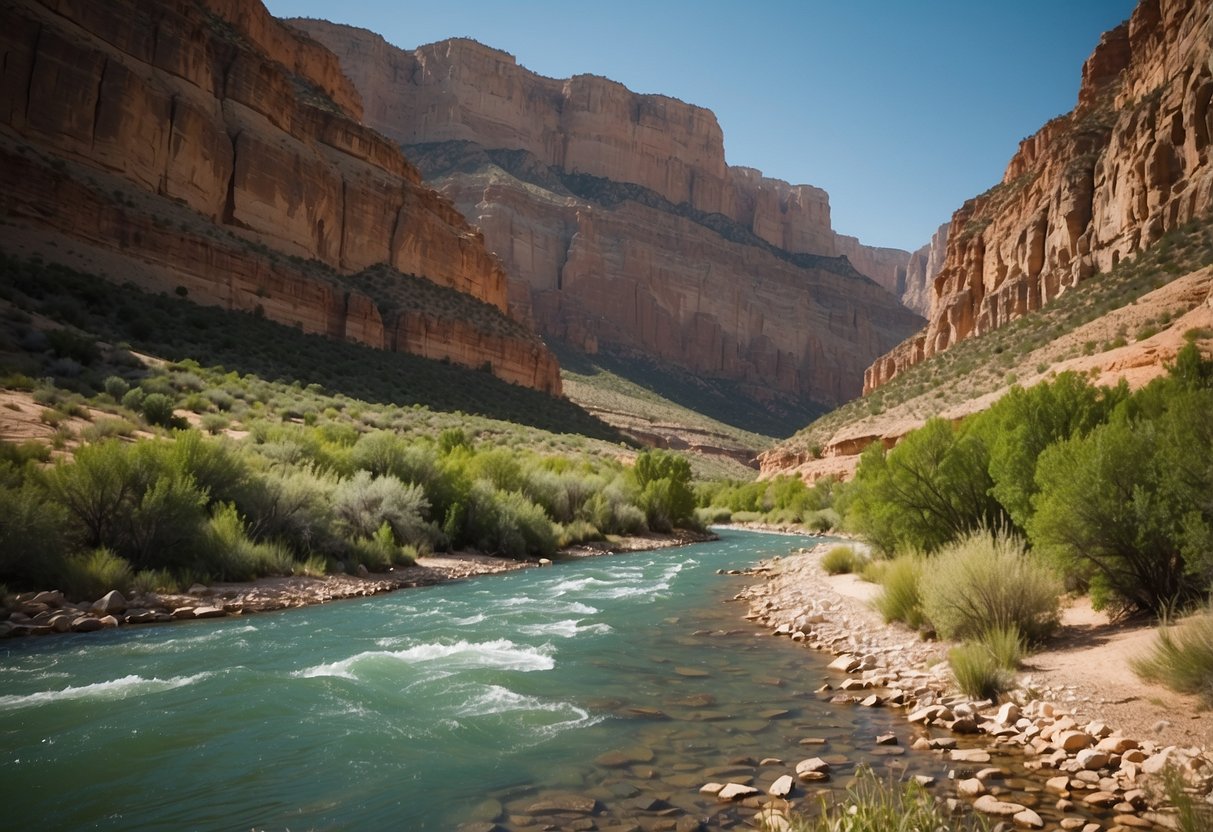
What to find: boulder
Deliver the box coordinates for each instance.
[1013,808,1044,829]
[92,590,127,616]
[71,617,104,633]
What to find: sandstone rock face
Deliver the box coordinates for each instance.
[866,0,1213,392]
[0,0,561,394]
[293,21,924,406]
[901,222,950,317]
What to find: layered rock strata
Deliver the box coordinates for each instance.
[866,0,1213,391]
[290,20,925,406]
[0,0,561,393]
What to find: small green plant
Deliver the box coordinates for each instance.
[790,766,989,831]
[62,548,134,600]
[949,641,1012,700]
[873,556,926,630]
[1160,765,1213,832]
[821,545,860,575]
[980,624,1025,671]
[1131,607,1213,705]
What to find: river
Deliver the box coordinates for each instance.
[0,530,1008,829]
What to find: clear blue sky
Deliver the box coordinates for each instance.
[265,0,1137,252]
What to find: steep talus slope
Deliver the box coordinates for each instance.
[0,0,561,394]
[288,20,926,411]
[866,0,1213,392]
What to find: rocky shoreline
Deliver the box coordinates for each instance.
[0,530,715,639]
[708,543,1212,832]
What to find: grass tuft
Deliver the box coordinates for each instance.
[1131,607,1213,705]
[821,545,862,575]
[873,556,926,630]
[789,766,989,831]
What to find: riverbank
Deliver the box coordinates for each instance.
[0,529,715,638]
[728,542,1212,830]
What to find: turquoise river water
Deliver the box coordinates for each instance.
[0,530,1094,830]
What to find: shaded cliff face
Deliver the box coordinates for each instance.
[900,222,950,318]
[290,20,925,409]
[866,0,1213,392]
[0,0,561,394]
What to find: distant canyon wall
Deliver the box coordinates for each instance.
[290,20,926,406]
[0,0,561,393]
[866,0,1213,392]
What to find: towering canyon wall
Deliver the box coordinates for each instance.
[866,0,1213,392]
[0,0,561,393]
[290,20,925,407]
[901,223,950,317]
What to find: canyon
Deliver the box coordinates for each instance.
[865,0,1213,392]
[290,21,931,414]
[0,0,561,393]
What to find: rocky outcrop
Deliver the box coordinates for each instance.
[832,234,918,306]
[866,0,1213,392]
[290,21,925,407]
[0,0,561,394]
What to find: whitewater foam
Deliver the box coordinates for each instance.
[294,639,556,680]
[0,673,211,711]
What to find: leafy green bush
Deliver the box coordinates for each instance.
[821,545,860,575]
[41,439,209,570]
[949,641,1012,700]
[461,482,556,558]
[203,503,296,581]
[1131,607,1213,705]
[920,531,1061,644]
[103,375,130,399]
[633,450,695,532]
[0,482,68,588]
[845,418,1004,555]
[873,556,926,630]
[141,392,176,427]
[332,471,429,544]
[556,519,603,548]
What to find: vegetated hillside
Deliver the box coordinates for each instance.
[1,255,717,601]
[866,0,1213,392]
[285,20,928,418]
[763,219,1213,481]
[0,0,560,393]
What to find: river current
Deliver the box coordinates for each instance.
[0,530,1002,829]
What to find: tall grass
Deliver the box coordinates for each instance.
[873,556,926,630]
[949,641,1013,700]
[920,531,1061,644]
[790,766,989,832]
[1132,607,1213,705]
[821,545,862,575]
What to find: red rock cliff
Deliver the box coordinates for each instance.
[289,20,925,407]
[0,0,561,394]
[865,0,1213,392]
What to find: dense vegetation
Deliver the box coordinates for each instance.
[845,346,1213,617]
[0,259,706,601]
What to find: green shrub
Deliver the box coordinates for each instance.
[1131,607,1213,705]
[332,470,429,544]
[949,641,1012,700]
[103,375,130,399]
[873,556,926,630]
[821,545,859,575]
[556,519,603,548]
[791,766,989,832]
[981,624,1025,671]
[61,548,134,600]
[130,568,181,595]
[805,508,839,532]
[203,503,296,581]
[120,387,145,411]
[0,482,69,588]
[695,506,732,525]
[141,392,175,427]
[461,482,557,558]
[920,531,1061,644]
